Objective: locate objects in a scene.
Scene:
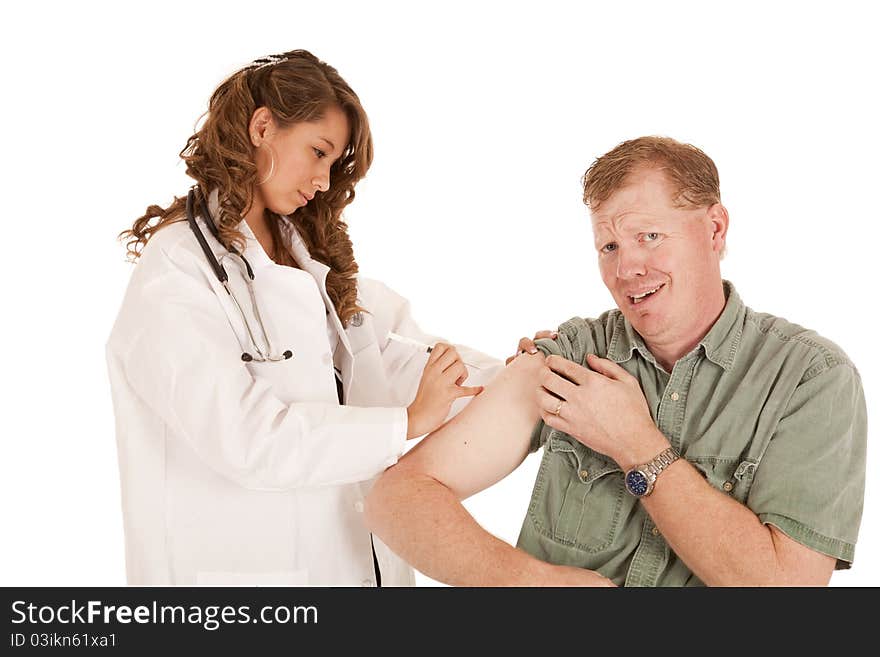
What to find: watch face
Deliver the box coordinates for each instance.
[625,470,650,497]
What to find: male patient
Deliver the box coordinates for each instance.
[365,136,867,586]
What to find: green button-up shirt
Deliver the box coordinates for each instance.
[518,281,866,586]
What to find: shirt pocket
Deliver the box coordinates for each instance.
[528,430,625,553]
[687,454,760,503]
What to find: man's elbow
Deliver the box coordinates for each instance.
[363,468,391,535]
[364,463,415,536]
[766,562,834,587]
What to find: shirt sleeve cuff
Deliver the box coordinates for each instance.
[759,512,856,569]
[534,337,563,357]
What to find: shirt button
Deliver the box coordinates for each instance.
[723,481,734,492]
[579,469,589,479]
[670,392,680,401]
[361,579,374,587]
[354,500,364,513]
[651,527,660,537]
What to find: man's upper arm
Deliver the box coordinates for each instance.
[391,352,545,500]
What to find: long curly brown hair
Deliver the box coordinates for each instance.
[119,49,373,325]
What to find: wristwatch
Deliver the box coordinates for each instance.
[624,447,680,497]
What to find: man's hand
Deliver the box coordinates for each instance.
[536,353,669,469]
[506,330,557,365]
[534,563,618,587]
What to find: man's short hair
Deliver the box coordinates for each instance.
[582,136,721,211]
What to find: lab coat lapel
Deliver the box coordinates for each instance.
[281,219,355,394]
[204,191,357,398]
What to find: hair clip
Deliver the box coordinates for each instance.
[248,54,288,71]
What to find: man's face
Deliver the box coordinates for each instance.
[591,167,727,348]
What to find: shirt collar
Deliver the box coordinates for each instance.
[606,280,744,372]
[698,280,745,371]
[607,314,652,365]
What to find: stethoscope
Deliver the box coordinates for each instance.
[186,186,293,363]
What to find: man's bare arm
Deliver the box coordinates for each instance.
[365,353,614,586]
[639,461,836,586]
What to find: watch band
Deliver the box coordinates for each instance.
[643,447,679,477]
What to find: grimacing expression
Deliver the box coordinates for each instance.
[590,167,727,348]
[253,105,351,216]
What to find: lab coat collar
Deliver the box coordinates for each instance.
[205,189,353,357]
[278,216,354,358]
[206,189,274,269]
[277,216,330,281]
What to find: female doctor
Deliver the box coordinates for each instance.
[107,50,501,586]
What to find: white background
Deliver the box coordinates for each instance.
[1,0,876,586]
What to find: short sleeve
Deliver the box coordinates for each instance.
[747,363,867,568]
[528,334,568,453]
[528,317,607,453]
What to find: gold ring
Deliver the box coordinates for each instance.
[553,399,564,416]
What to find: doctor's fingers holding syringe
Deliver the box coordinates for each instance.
[405,342,483,440]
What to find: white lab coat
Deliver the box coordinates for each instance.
[106,193,501,586]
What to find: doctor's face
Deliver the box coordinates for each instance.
[252,105,351,216]
[591,167,727,348]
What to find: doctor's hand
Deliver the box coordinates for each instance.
[406,343,483,440]
[536,354,668,469]
[506,330,558,365]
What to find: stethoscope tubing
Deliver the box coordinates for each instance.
[185,187,292,363]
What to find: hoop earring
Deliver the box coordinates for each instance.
[256,143,276,186]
